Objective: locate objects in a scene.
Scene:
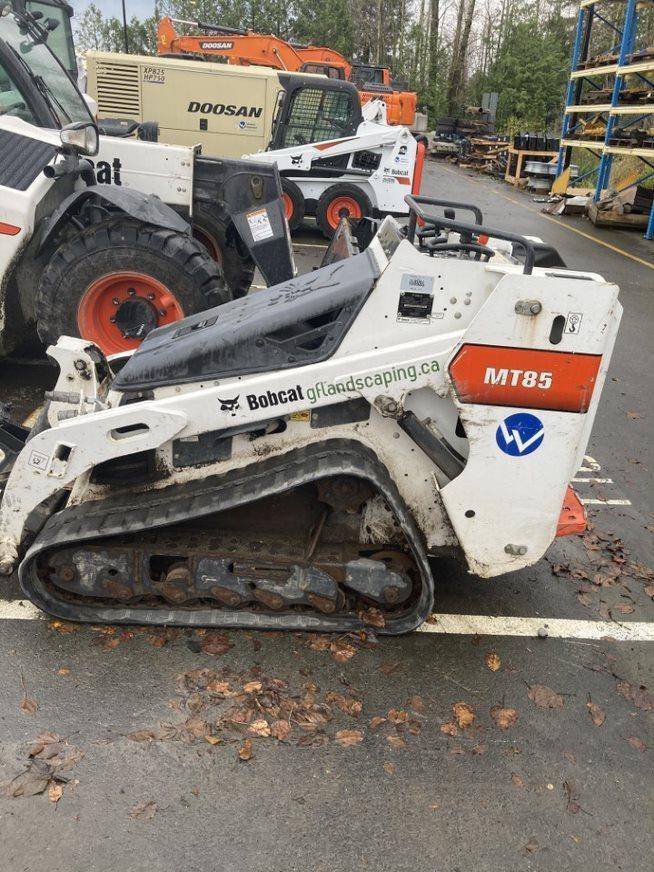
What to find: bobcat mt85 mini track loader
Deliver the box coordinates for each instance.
[0,196,622,633]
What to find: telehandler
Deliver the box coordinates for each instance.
[0,6,293,355]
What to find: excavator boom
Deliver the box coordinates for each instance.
[156,17,416,126]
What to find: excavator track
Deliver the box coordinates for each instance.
[20,440,434,634]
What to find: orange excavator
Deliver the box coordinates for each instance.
[156,17,417,127]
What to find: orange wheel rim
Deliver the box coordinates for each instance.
[193,225,223,264]
[282,192,294,222]
[326,195,362,229]
[77,271,184,355]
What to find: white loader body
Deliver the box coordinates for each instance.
[0,216,621,602]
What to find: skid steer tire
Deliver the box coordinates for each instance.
[191,202,255,298]
[316,184,372,238]
[36,219,229,356]
[280,178,305,232]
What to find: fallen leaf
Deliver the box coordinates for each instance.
[386,735,406,749]
[527,684,564,709]
[56,667,70,677]
[360,607,385,628]
[616,603,634,615]
[407,695,425,713]
[484,652,501,672]
[335,729,363,747]
[626,736,646,752]
[204,735,221,746]
[586,697,605,726]
[522,838,539,856]
[238,739,253,761]
[20,697,38,715]
[577,591,594,607]
[325,692,362,717]
[511,772,524,788]
[490,705,518,730]
[563,780,581,815]
[201,632,233,656]
[206,680,232,696]
[130,800,157,820]
[440,721,458,737]
[644,583,654,600]
[270,720,292,741]
[379,660,400,675]
[184,717,210,738]
[450,744,465,755]
[4,759,52,798]
[570,834,582,845]
[472,743,487,755]
[452,702,475,730]
[48,783,63,803]
[615,681,653,711]
[248,719,271,738]
[369,716,387,731]
[626,410,641,420]
[49,620,78,634]
[330,639,357,663]
[306,634,331,652]
[383,762,396,775]
[387,708,408,725]
[563,751,576,765]
[243,680,262,694]
[127,730,159,743]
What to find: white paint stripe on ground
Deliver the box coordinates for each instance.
[418,614,654,641]
[293,242,328,249]
[572,477,613,484]
[1,601,652,642]
[0,600,45,620]
[581,498,632,506]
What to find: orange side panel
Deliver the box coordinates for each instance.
[412,140,426,194]
[0,222,21,236]
[449,344,603,413]
[556,485,587,537]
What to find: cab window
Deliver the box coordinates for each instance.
[281,87,354,147]
[0,60,37,123]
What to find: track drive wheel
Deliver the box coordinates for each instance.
[316,184,372,238]
[191,201,255,298]
[280,178,305,232]
[36,219,229,355]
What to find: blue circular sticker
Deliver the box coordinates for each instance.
[496,412,544,457]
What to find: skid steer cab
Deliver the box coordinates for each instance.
[0,195,621,634]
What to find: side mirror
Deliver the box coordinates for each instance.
[60,120,99,156]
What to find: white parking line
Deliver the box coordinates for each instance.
[0,601,651,642]
[419,614,654,641]
[572,477,613,484]
[581,498,632,506]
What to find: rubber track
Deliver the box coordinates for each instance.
[20,440,434,634]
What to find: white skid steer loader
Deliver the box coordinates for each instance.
[0,196,621,633]
[243,99,423,237]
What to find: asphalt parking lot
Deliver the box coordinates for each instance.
[0,159,652,872]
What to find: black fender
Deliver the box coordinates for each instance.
[38,185,189,252]
[193,157,295,286]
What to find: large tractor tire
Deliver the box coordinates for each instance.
[36,219,229,356]
[191,202,255,298]
[280,178,305,232]
[316,184,372,238]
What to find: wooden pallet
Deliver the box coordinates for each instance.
[587,200,650,230]
[504,147,558,186]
